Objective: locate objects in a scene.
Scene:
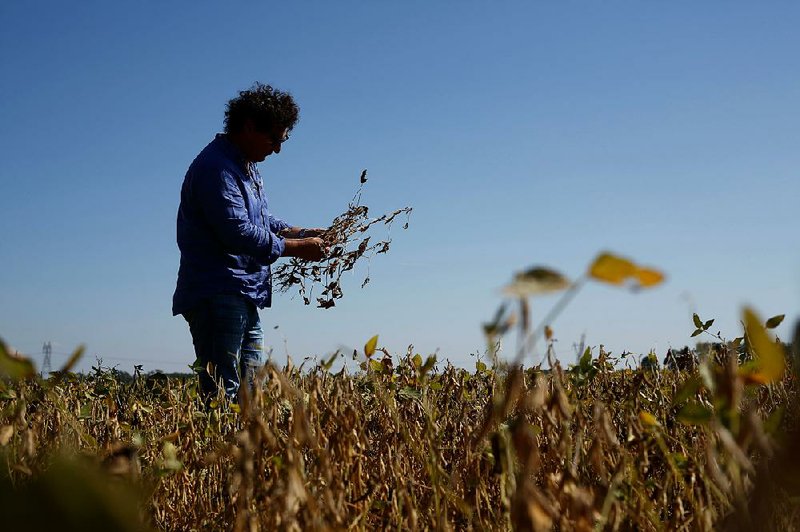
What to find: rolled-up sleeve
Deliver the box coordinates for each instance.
[268,214,291,235]
[193,168,285,264]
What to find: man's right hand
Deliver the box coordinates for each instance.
[282,237,328,261]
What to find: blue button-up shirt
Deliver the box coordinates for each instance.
[172,134,291,316]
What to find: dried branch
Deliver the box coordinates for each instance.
[273,170,412,308]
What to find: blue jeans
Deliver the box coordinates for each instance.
[183,294,263,402]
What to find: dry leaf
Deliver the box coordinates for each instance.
[589,252,636,285]
[364,335,379,358]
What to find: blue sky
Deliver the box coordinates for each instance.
[1,2,798,373]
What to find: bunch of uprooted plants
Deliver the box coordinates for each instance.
[2,246,800,530]
[273,170,412,309]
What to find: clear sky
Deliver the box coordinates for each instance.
[1,2,798,373]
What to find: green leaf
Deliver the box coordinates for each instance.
[420,355,437,375]
[429,381,443,391]
[677,402,713,425]
[0,389,17,400]
[766,314,785,329]
[159,442,183,474]
[476,361,487,373]
[703,319,714,331]
[673,376,702,405]
[412,354,422,368]
[691,329,703,338]
[731,337,744,348]
[58,345,85,373]
[0,339,37,381]
[579,347,592,369]
[321,352,338,371]
[764,407,785,435]
[397,386,421,401]
[368,359,384,372]
[671,453,689,469]
[693,313,703,329]
[189,358,205,374]
[503,266,571,297]
[699,362,716,394]
[490,303,508,328]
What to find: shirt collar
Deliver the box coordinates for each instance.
[214,133,252,175]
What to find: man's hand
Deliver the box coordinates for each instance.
[280,227,327,239]
[300,227,327,238]
[282,237,328,261]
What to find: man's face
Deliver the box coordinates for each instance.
[242,121,289,162]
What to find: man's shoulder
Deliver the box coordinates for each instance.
[188,137,241,181]
[191,136,227,168]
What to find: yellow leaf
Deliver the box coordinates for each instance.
[364,335,379,358]
[0,425,13,446]
[739,370,769,386]
[589,252,636,285]
[743,307,785,383]
[639,411,660,427]
[544,325,553,340]
[633,267,665,288]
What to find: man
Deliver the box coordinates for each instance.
[172,83,326,401]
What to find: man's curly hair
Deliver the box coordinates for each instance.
[224,83,299,134]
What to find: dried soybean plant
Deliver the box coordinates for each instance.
[273,169,412,308]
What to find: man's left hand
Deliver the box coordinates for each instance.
[300,227,326,238]
[282,227,327,238]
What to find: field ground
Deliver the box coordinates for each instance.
[1,343,799,531]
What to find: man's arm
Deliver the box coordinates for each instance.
[268,214,326,239]
[193,169,327,263]
[268,214,291,235]
[279,226,327,239]
[267,218,328,259]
